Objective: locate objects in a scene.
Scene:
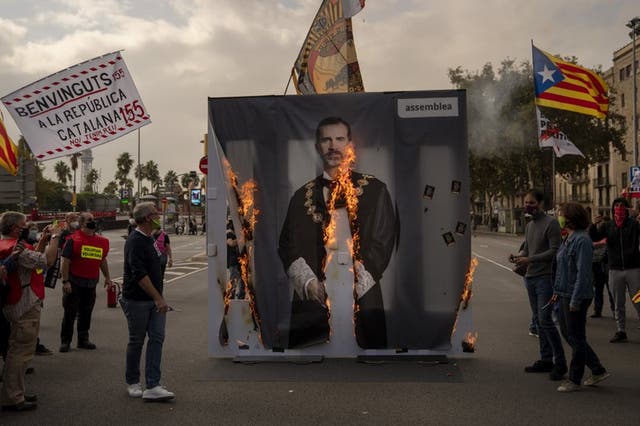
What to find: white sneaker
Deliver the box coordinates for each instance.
[557,380,580,392]
[142,385,175,402]
[584,372,611,386]
[127,383,143,398]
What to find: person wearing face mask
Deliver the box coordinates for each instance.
[59,212,113,352]
[510,189,566,381]
[589,197,640,343]
[552,203,610,392]
[0,212,59,411]
[121,202,174,401]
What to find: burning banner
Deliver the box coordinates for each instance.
[292,0,366,94]
[1,51,150,161]
[207,90,470,355]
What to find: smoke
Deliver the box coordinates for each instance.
[460,60,536,159]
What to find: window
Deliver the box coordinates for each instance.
[621,93,625,108]
[623,172,628,188]
[620,68,625,81]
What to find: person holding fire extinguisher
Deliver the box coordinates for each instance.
[59,212,113,353]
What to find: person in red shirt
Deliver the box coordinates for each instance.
[0,211,59,412]
[59,212,113,352]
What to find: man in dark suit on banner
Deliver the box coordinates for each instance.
[279,116,396,349]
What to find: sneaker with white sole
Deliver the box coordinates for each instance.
[142,386,175,402]
[127,383,143,398]
[584,372,611,386]
[557,380,580,392]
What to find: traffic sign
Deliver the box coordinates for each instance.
[199,156,208,174]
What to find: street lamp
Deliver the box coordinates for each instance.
[627,17,640,168]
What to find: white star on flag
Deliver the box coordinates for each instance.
[537,65,556,84]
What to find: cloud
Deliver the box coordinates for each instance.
[1,0,638,188]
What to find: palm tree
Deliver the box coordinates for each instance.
[69,153,81,210]
[115,152,134,187]
[144,160,160,193]
[164,170,178,192]
[85,168,99,192]
[103,181,118,195]
[54,161,72,188]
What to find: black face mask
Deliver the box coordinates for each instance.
[19,227,30,241]
[86,221,97,230]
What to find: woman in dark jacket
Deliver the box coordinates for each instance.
[553,202,610,392]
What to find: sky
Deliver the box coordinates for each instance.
[0,0,638,190]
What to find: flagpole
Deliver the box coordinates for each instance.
[551,149,556,210]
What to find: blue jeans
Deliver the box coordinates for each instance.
[525,275,566,366]
[120,297,166,388]
[556,297,605,384]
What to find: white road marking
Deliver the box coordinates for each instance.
[165,266,207,284]
[472,252,513,272]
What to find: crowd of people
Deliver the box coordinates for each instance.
[510,189,640,392]
[0,202,175,412]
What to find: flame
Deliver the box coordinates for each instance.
[323,144,359,259]
[223,281,234,314]
[462,331,478,352]
[464,332,477,345]
[223,157,262,343]
[451,257,480,338]
[239,179,260,236]
[461,257,479,309]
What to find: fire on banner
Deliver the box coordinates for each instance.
[1,51,150,161]
[292,0,366,94]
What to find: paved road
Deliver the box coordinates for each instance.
[2,231,639,425]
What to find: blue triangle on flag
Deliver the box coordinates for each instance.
[532,46,565,96]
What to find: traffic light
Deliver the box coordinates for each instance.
[189,170,197,179]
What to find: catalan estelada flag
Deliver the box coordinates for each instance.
[0,115,18,176]
[532,45,608,119]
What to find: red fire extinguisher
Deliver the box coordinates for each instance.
[107,282,120,308]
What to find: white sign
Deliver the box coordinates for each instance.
[397,97,459,118]
[1,51,150,161]
[536,107,584,158]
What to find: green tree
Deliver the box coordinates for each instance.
[144,160,161,193]
[85,168,99,192]
[54,160,72,188]
[164,170,179,195]
[103,180,118,195]
[69,153,81,195]
[115,152,134,187]
[448,57,626,211]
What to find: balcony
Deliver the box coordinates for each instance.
[593,177,612,187]
[567,175,589,184]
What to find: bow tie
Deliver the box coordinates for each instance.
[320,178,346,209]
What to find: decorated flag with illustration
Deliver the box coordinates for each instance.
[532,45,608,119]
[292,0,366,94]
[0,114,18,176]
[536,107,584,157]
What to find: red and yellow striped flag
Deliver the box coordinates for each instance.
[532,45,608,119]
[633,289,640,304]
[0,115,18,176]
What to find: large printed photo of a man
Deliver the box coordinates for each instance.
[278,117,396,349]
[208,91,470,355]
